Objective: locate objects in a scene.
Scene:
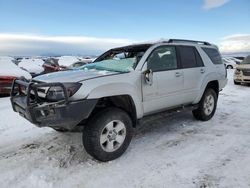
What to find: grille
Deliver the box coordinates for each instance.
[242,70,250,76]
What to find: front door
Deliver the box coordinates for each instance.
[142,45,184,115]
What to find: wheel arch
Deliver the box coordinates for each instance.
[205,80,219,96]
[90,95,138,128]
[194,80,219,104]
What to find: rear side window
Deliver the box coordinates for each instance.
[178,46,197,68]
[202,47,222,64]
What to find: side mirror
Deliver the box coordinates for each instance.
[144,69,153,85]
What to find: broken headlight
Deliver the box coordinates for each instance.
[46,83,82,101]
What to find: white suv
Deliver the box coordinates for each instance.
[11,39,227,161]
[234,55,250,85]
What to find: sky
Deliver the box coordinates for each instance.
[0,0,249,56]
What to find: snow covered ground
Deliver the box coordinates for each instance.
[0,70,250,188]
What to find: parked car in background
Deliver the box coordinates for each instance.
[222,57,237,69]
[18,58,45,77]
[68,57,94,68]
[234,55,250,85]
[0,56,31,95]
[227,57,242,64]
[43,57,63,73]
[68,61,88,69]
[234,56,245,61]
[43,56,94,72]
[57,56,82,68]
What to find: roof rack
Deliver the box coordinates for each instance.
[167,39,211,45]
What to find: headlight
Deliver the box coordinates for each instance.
[46,83,82,101]
[235,69,241,75]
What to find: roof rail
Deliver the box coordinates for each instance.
[167,39,211,45]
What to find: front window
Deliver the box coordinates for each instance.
[147,46,177,72]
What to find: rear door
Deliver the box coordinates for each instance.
[177,46,206,104]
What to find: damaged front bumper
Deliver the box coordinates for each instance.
[10,79,97,130]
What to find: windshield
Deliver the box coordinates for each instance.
[241,56,250,64]
[79,58,136,73]
[78,47,149,72]
[76,44,151,72]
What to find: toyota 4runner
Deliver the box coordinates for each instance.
[10,39,227,161]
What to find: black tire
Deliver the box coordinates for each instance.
[227,65,233,69]
[234,80,240,85]
[83,107,133,162]
[192,88,218,121]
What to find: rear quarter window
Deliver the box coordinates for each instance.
[202,47,222,64]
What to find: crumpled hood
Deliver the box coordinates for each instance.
[33,69,118,83]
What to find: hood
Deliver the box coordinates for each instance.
[33,69,119,83]
[237,64,250,69]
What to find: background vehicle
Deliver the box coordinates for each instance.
[42,57,63,73]
[0,56,31,95]
[10,39,227,161]
[234,56,245,61]
[222,57,237,69]
[57,56,81,68]
[229,57,242,64]
[43,56,94,73]
[234,55,250,85]
[18,58,45,77]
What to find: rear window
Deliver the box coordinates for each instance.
[178,46,204,68]
[179,46,197,68]
[202,47,222,64]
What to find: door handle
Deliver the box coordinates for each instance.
[200,68,205,74]
[175,72,181,77]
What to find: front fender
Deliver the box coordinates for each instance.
[87,83,144,118]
